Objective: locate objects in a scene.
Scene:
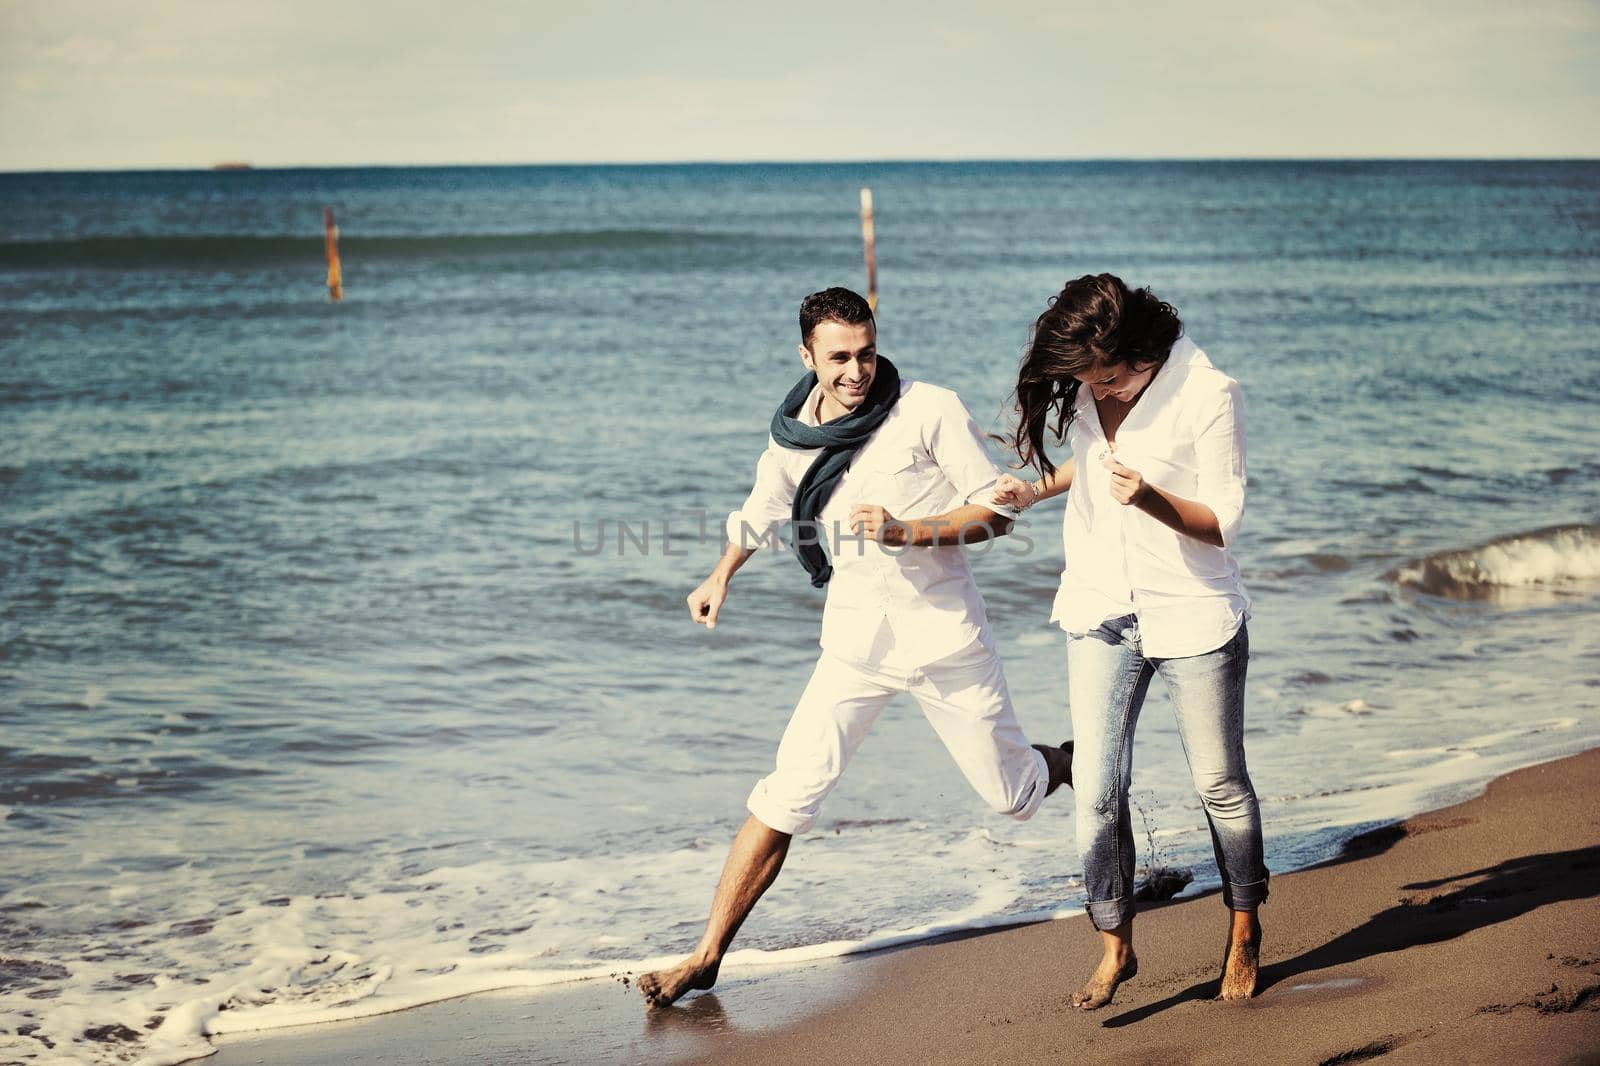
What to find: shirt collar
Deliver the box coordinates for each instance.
[802,383,824,426]
[1073,335,1206,414]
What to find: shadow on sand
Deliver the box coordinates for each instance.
[1102,842,1600,1028]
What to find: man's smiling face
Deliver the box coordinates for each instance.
[800,319,878,422]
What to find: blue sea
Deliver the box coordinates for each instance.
[3,161,1599,1065]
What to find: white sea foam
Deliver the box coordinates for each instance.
[1262,538,1329,557]
[48,717,1590,1066]
[1385,716,1578,761]
[1302,696,1378,719]
[1393,523,1600,598]
[1,824,1097,1066]
[36,712,1578,1066]
[7,875,1088,1066]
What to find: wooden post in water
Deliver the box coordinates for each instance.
[859,187,877,312]
[323,207,343,302]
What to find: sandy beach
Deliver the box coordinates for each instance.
[207,747,1600,1065]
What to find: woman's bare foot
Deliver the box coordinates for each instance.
[1072,941,1137,1010]
[638,954,720,1008]
[1218,910,1261,1001]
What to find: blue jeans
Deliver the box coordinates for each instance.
[1068,615,1268,931]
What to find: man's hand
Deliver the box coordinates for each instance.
[1101,452,1149,506]
[849,503,907,546]
[992,473,1038,510]
[687,575,730,629]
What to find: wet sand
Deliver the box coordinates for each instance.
[209,748,1600,1065]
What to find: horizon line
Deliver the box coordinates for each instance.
[3,154,1599,176]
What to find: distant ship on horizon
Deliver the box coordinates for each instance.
[211,161,253,171]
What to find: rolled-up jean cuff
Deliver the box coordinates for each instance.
[1222,876,1269,911]
[1086,896,1135,931]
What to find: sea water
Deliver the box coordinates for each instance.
[3,161,1598,1065]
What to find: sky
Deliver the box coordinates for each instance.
[2,0,1597,170]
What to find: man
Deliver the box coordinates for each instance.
[638,287,1071,1009]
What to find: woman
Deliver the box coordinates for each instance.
[994,273,1267,1009]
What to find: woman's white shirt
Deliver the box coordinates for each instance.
[1049,336,1250,658]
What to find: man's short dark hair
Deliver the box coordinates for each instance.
[799,287,874,349]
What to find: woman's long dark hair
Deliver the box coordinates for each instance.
[1011,273,1183,476]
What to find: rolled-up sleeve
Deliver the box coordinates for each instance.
[1192,380,1246,547]
[724,437,798,550]
[928,391,1020,520]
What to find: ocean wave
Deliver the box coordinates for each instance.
[0,229,754,269]
[0,840,1071,1066]
[1389,523,1600,599]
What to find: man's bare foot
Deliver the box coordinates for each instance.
[638,954,719,1009]
[1218,911,1261,1001]
[1034,741,1074,796]
[1071,947,1137,1010]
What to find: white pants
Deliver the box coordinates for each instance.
[746,642,1049,835]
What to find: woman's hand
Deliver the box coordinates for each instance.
[992,473,1039,511]
[849,504,908,545]
[1098,451,1225,545]
[1101,454,1150,506]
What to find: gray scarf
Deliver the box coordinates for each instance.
[768,357,902,587]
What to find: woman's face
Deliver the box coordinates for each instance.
[1073,361,1157,403]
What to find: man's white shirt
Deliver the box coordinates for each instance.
[727,379,1019,670]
